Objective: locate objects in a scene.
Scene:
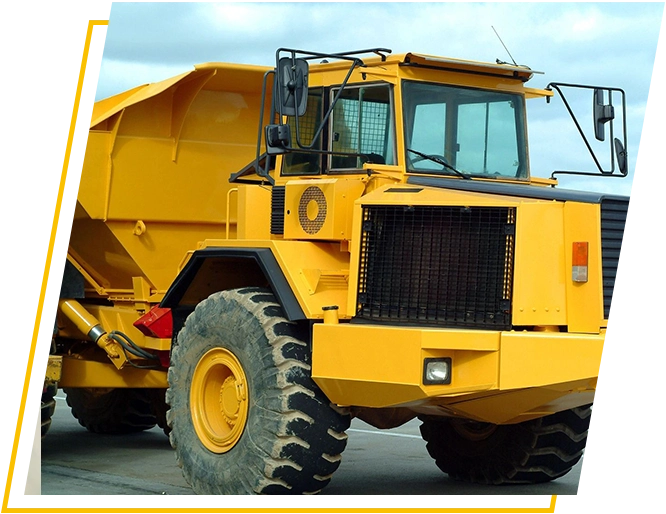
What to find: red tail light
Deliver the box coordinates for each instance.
[133,306,173,338]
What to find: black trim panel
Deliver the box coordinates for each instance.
[271,186,286,235]
[407,176,629,204]
[161,248,306,321]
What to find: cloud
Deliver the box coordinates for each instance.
[96,58,192,100]
[96,1,661,196]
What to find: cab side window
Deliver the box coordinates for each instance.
[281,84,394,176]
[330,85,395,170]
[282,88,324,176]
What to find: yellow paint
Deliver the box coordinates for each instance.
[69,209,233,295]
[55,47,610,429]
[564,201,604,332]
[499,331,603,390]
[236,184,272,239]
[322,306,340,325]
[45,356,63,383]
[198,239,352,318]
[57,299,131,370]
[524,86,555,100]
[73,64,267,297]
[132,275,152,311]
[300,268,349,295]
[512,202,567,326]
[312,322,602,423]
[356,181,526,208]
[190,348,249,454]
[56,302,171,378]
[363,162,407,182]
[140,337,172,351]
[313,323,499,407]
[225,187,238,239]
[58,356,168,389]
[283,178,366,240]
[1,502,559,514]
[58,299,102,336]
[345,202,364,318]
[530,175,558,186]
[66,247,108,295]
[307,52,540,96]
[438,381,596,425]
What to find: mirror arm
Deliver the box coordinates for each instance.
[231,69,276,185]
[550,170,628,182]
[546,82,628,180]
[547,83,608,178]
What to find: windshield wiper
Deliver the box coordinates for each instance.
[407,148,470,179]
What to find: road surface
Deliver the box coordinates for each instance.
[41,394,582,495]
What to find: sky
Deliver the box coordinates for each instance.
[97,2,664,196]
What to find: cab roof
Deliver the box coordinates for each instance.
[308,52,540,82]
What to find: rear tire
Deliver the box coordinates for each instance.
[149,388,171,436]
[64,388,158,434]
[166,287,351,494]
[41,383,57,438]
[420,405,591,485]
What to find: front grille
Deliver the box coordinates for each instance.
[600,197,629,319]
[356,205,516,329]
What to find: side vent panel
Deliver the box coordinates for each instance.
[271,186,286,235]
[600,197,629,319]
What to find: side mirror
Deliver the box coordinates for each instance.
[614,138,628,176]
[275,57,309,117]
[265,124,291,155]
[593,88,615,142]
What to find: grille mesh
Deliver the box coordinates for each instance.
[357,205,516,329]
[298,186,327,234]
[600,197,629,319]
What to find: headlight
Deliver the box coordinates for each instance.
[423,358,452,385]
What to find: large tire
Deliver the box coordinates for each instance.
[166,287,351,495]
[420,405,592,485]
[64,387,158,434]
[41,383,57,438]
[149,388,171,436]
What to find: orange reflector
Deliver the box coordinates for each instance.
[572,242,588,283]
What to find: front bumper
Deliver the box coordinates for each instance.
[312,323,602,424]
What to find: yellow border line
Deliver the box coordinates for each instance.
[2,20,108,507]
[2,10,559,514]
[1,502,558,514]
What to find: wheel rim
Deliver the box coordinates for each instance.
[190,348,249,453]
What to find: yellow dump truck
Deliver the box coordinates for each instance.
[45,48,629,494]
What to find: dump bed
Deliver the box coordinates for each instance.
[70,63,271,298]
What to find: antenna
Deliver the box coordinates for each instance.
[492,25,518,66]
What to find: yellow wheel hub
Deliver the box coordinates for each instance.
[190,348,249,453]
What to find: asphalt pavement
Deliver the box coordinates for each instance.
[41,394,582,495]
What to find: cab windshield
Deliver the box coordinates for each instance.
[402,81,529,180]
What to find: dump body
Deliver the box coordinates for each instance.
[70,63,271,297]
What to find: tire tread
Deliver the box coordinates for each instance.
[167,287,350,495]
[420,405,592,485]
